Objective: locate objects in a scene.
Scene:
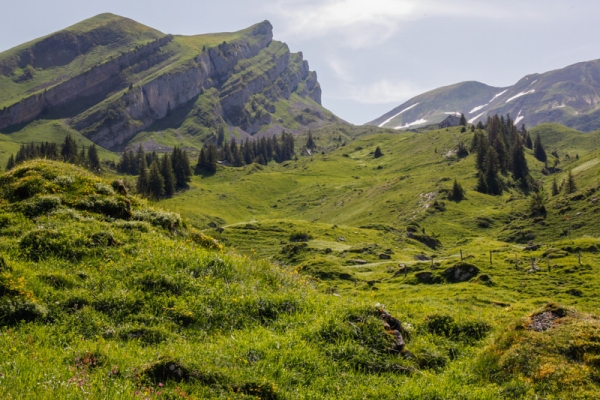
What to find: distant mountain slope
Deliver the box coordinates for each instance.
[370,59,600,131]
[0,14,338,151]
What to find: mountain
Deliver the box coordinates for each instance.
[370,59,600,131]
[0,14,338,151]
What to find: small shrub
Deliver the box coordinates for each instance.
[20,228,88,261]
[117,325,171,345]
[188,230,221,249]
[74,195,132,219]
[94,182,114,195]
[114,220,150,232]
[132,209,182,230]
[0,297,47,324]
[38,273,76,289]
[20,195,62,217]
[142,357,192,383]
[289,231,312,242]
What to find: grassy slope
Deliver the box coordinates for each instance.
[0,14,165,108]
[0,120,119,168]
[0,160,510,399]
[159,123,600,398]
[1,119,600,397]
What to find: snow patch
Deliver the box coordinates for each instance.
[506,90,535,103]
[394,118,427,129]
[469,104,488,114]
[529,80,538,86]
[444,112,461,116]
[489,90,508,102]
[513,109,524,125]
[553,104,566,109]
[378,103,419,127]
[468,112,485,124]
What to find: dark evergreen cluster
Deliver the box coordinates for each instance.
[118,145,191,199]
[196,131,295,173]
[5,134,101,172]
[471,114,533,195]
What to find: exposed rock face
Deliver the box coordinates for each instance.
[443,262,479,283]
[0,17,329,151]
[0,36,173,131]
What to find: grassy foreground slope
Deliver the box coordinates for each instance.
[159,123,600,398]
[0,160,519,399]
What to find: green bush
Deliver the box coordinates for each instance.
[20,228,89,261]
[132,209,182,230]
[19,195,62,217]
[0,297,47,324]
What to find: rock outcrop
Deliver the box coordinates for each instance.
[0,15,331,151]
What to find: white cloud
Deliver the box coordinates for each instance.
[268,0,540,48]
[333,78,425,104]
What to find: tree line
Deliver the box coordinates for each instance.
[5,134,101,171]
[470,114,541,195]
[118,145,192,200]
[196,131,296,173]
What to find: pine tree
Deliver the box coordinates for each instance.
[450,179,465,200]
[6,154,15,171]
[87,144,101,171]
[61,134,78,163]
[565,169,577,194]
[525,132,533,149]
[148,161,165,200]
[78,146,86,166]
[533,133,547,162]
[161,153,176,196]
[529,189,547,216]
[206,144,218,173]
[136,152,149,196]
[374,146,383,158]
[485,148,503,195]
[196,148,207,174]
[217,125,226,148]
[551,176,560,196]
[306,131,316,150]
[510,138,529,184]
[459,113,467,126]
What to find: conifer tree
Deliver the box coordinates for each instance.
[450,179,465,200]
[61,134,78,163]
[551,176,560,196]
[88,144,101,171]
[306,131,316,150]
[136,150,149,196]
[148,161,165,200]
[374,146,383,158]
[510,138,529,184]
[533,133,547,162]
[459,113,467,126]
[78,146,86,166]
[484,148,503,195]
[161,153,176,196]
[6,154,15,171]
[525,132,533,149]
[196,148,207,174]
[565,169,577,194]
[217,126,226,148]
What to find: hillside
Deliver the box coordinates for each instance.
[370,58,600,132]
[0,14,338,152]
[2,121,600,397]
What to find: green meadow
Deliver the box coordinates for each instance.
[0,122,600,398]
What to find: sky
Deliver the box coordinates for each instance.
[2,0,600,125]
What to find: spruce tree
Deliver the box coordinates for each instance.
[206,144,218,173]
[136,151,149,196]
[459,113,467,126]
[551,176,560,196]
[78,146,86,166]
[565,169,577,194]
[61,134,78,163]
[374,146,383,158]
[6,154,15,171]
[196,148,207,174]
[450,179,465,200]
[306,131,316,150]
[161,153,176,196]
[510,139,529,184]
[533,133,547,162]
[88,144,101,171]
[148,161,165,200]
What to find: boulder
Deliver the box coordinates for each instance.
[379,253,392,260]
[415,271,441,284]
[443,262,479,283]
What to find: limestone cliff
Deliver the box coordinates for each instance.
[0,15,335,151]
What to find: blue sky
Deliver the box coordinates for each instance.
[2,0,600,124]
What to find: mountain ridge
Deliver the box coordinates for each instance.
[0,14,336,151]
[370,58,600,131]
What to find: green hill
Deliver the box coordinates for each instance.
[0,14,338,153]
[2,117,600,398]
